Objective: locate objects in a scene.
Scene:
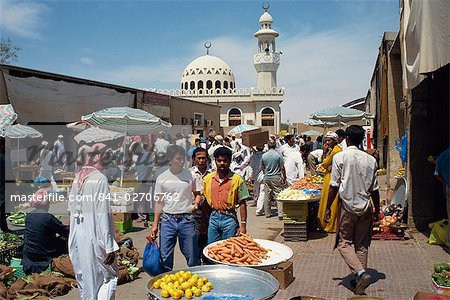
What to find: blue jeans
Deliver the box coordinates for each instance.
[160,213,199,272]
[207,211,239,244]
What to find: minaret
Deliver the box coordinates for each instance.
[254,3,280,92]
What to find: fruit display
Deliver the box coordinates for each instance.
[379,215,398,227]
[0,233,23,250]
[206,234,269,266]
[7,212,26,226]
[152,271,213,299]
[290,175,323,190]
[277,188,309,200]
[432,263,450,288]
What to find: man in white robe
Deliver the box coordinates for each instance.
[69,143,119,300]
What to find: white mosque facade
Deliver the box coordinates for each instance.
[154,6,284,134]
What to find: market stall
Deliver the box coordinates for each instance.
[276,175,324,242]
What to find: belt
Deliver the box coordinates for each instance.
[212,209,238,223]
[163,212,192,218]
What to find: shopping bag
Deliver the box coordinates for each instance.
[142,236,164,276]
[428,219,449,248]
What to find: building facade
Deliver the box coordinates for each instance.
[153,6,284,135]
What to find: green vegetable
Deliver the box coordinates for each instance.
[433,270,450,287]
[434,263,450,273]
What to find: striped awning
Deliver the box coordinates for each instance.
[81,107,171,135]
[6,124,42,139]
[309,107,373,122]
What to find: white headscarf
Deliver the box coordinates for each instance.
[324,131,338,141]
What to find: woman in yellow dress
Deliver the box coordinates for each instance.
[317,131,342,233]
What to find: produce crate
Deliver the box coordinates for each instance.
[0,244,23,265]
[114,219,133,234]
[10,258,51,279]
[283,202,308,223]
[283,222,307,242]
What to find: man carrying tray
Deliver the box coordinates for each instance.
[202,147,250,244]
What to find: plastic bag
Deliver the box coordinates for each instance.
[393,132,408,165]
[142,237,164,276]
[428,219,449,248]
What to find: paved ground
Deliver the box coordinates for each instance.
[56,202,449,300]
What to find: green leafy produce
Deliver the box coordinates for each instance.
[432,270,450,287]
[7,212,26,225]
[0,233,23,242]
[434,263,450,273]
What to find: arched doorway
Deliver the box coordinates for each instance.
[261,107,275,126]
[228,108,242,126]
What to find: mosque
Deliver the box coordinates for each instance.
[156,4,284,134]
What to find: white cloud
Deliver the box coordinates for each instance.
[80,57,95,66]
[0,0,49,39]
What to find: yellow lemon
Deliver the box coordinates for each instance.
[183,273,191,281]
[168,288,176,297]
[202,285,211,292]
[181,282,191,291]
[191,274,199,281]
[178,277,185,285]
[188,278,196,286]
[205,282,213,289]
[153,280,161,289]
[197,281,204,289]
[185,289,193,299]
[201,277,208,283]
[173,282,180,288]
[170,274,177,282]
[194,289,202,297]
[160,290,170,298]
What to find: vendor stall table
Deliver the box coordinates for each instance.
[13,165,39,181]
[277,198,320,242]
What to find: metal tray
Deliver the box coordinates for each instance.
[203,239,293,267]
[146,265,279,300]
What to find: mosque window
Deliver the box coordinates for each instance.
[206,80,213,90]
[198,80,204,90]
[184,82,188,90]
[224,81,229,89]
[261,107,275,126]
[228,108,242,126]
[215,81,221,90]
[190,81,195,90]
[230,82,234,89]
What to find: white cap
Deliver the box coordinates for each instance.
[41,141,48,146]
[58,135,64,139]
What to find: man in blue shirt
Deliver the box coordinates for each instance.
[261,142,287,218]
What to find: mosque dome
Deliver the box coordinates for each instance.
[259,11,273,23]
[181,54,236,93]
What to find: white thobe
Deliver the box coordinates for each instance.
[284,151,305,185]
[38,149,53,180]
[68,169,119,300]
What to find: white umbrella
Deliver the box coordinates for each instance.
[309,107,373,123]
[6,124,43,166]
[74,127,125,144]
[81,107,172,186]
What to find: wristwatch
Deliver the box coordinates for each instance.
[241,221,247,224]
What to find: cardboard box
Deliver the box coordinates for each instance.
[112,213,132,223]
[414,291,450,300]
[242,130,269,147]
[261,261,294,289]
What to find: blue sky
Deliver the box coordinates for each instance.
[1,0,399,122]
